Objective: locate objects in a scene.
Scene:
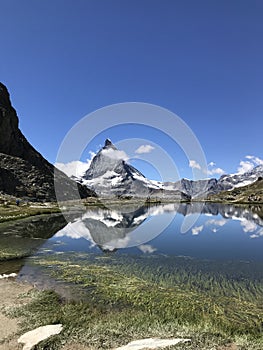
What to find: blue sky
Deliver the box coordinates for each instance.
[1,0,263,180]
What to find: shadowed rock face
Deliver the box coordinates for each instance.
[0,83,96,201]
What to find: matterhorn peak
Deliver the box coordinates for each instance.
[103,138,117,150]
[104,138,113,147]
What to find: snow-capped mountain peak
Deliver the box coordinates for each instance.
[218,165,263,190]
[79,140,188,200]
[77,140,263,200]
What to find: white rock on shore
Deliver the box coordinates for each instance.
[0,273,17,279]
[18,324,63,350]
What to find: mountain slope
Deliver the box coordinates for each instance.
[218,165,263,189]
[79,139,263,201]
[161,166,263,199]
[81,139,189,200]
[153,168,261,201]
[207,177,263,203]
[162,178,222,198]
[0,83,96,201]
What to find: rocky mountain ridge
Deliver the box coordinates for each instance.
[78,139,263,201]
[161,165,263,199]
[0,82,95,201]
[1,82,261,203]
[208,177,263,203]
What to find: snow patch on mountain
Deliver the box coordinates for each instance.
[78,139,189,200]
[74,139,263,200]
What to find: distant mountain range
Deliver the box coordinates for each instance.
[77,139,263,202]
[162,165,263,200]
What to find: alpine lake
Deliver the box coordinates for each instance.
[1,201,263,349]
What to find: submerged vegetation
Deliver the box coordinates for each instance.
[7,252,263,349]
[1,202,263,348]
[0,212,67,260]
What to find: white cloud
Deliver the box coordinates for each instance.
[208,162,216,167]
[103,235,131,250]
[237,160,254,174]
[138,244,157,253]
[237,155,263,174]
[207,167,225,176]
[190,159,224,176]
[55,221,93,241]
[206,219,227,227]
[189,160,201,170]
[250,228,263,239]
[101,148,128,161]
[55,152,96,178]
[240,219,257,233]
[207,162,225,176]
[135,144,155,154]
[207,218,227,232]
[246,155,263,165]
[192,225,203,235]
[55,160,89,178]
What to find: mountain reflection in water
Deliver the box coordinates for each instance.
[15,202,263,300]
[51,202,263,256]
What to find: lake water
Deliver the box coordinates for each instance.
[2,202,263,345]
[32,202,263,260]
[1,202,263,299]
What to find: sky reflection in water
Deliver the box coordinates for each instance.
[40,203,263,262]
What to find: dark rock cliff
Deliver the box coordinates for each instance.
[0,82,96,201]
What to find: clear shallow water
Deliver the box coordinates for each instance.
[2,203,262,341]
[1,203,262,298]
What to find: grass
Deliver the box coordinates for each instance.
[0,197,173,223]
[0,203,61,223]
[1,201,263,348]
[0,236,46,260]
[207,179,263,204]
[6,252,263,349]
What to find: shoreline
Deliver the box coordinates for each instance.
[0,278,33,350]
[0,199,262,224]
[0,273,261,350]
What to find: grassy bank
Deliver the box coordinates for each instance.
[0,203,61,223]
[6,252,262,349]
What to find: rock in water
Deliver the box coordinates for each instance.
[17,324,63,350]
[0,83,96,201]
